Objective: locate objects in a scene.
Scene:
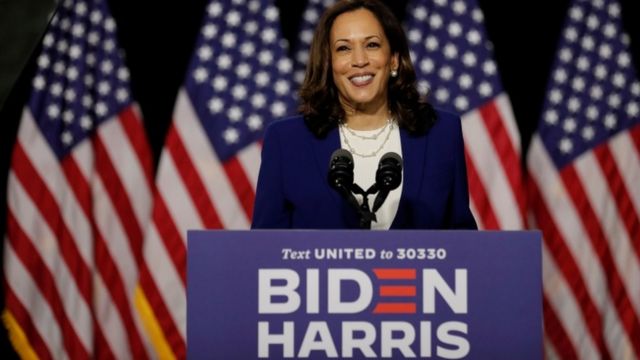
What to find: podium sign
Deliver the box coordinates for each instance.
[187,230,541,359]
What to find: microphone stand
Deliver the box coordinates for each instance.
[349,183,380,229]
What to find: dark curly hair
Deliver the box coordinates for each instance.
[299,0,436,138]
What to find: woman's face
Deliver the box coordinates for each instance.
[330,9,398,114]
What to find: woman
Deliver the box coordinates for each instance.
[252,0,476,230]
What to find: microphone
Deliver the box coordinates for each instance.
[372,152,402,213]
[328,149,354,193]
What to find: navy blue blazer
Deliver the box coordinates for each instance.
[251,111,477,229]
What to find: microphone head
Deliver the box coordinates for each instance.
[328,149,354,190]
[376,152,402,190]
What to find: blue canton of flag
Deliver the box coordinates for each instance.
[528,0,640,358]
[186,0,298,161]
[404,0,503,114]
[30,0,134,158]
[293,0,337,85]
[538,0,640,168]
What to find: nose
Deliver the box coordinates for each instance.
[351,46,369,67]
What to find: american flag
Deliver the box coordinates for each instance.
[293,0,337,85]
[404,0,526,230]
[527,0,640,358]
[135,0,297,357]
[3,0,154,358]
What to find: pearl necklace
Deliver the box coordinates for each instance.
[339,119,395,158]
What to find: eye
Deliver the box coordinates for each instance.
[367,42,381,48]
[336,45,350,52]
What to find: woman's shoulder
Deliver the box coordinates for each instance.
[264,114,310,136]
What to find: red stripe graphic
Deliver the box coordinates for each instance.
[373,303,417,314]
[543,295,578,359]
[373,269,416,280]
[464,148,500,229]
[222,155,255,221]
[379,286,416,297]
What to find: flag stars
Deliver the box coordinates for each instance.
[258,50,274,65]
[85,74,94,87]
[228,106,243,122]
[466,29,481,45]
[212,75,228,91]
[608,94,621,107]
[576,56,590,71]
[271,101,286,117]
[420,58,434,73]
[617,52,631,68]
[88,31,100,46]
[564,27,578,42]
[116,88,129,102]
[202,24,218,39]
[435,88,450,102]
[301,29,314,44]
[612,72,625,88]
[247,114,263,131]
[425,36,439,51]
[235,63,251,78]
[571,77,585,92]
[264,6,279,22]
[248,0,260,12]
[90,9,102,24]
[207,2,222,17]
[101,60,114,74]
[198,46,213,61]
[80,115,92,130]
[275,79,290,95]
[50,82,63,97]
[259,28,277,45]
[222,32,237,48]
[217,54,232,69]
[478,82,492,97]
[559,48,573,62]
[223,127,240,144]
[61,131,74,146]
[98,81,111,95]
[544,110,559,125]
[69,45,82,60]
[244,21,258,35]
[569,6,583,21]
[117,67,129,82]
[255,72,270,87]
[208,97,224,113]
[603,23,616,38]
[627,102,639,117]
[559,138,573,154]
[57,40,69,53]
[47,104,60,119]
[74,2,87,15]
[95,101,108,117]
[33,75,45,90]
[193,67,208,83]
[86,53,97,67]
[104,18,116,32]
[462,52,477,67]
[590,85,603,100]
[448,22,462,37]
[72,23,85,37]
[439,66,453,81]
[414,6,428,20]
[608,3,621,18]
[563,118,577,133]
[586,15,599,30]
[632,81,640,96]
[240,42,255,57]
[429,14,443,29]
[567,97,581,113]
[277,58,292,73]
[38,54,50,69]
[594,64,607,80]
[452,0,466,14]
[82,94,93,107]
[598,44,612,59]
[604,113,617,129]
[231,84,247,100]
[554,68,568,83]
[586,106,599,121]
[549,89,563,104]
[251,93,266,108]
[226,10,242,27]
[482,60,496,76]
[581,126,595,141]
[458,74,472,89]
[63,110,74,124]
[454,96,469,111]
[444,43,458,59]
[43,33,54,47]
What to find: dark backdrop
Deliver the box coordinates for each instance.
[1,0,640,357]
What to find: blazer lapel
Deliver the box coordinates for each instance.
[392,129,427,228]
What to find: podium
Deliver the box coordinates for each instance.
[187,230,541,359]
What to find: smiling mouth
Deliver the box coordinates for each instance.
[349,74,374,86]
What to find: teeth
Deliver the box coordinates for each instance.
[350,75,373,84]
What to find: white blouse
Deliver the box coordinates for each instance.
[338,121,403,230]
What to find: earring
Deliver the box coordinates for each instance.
[390,69,398,77]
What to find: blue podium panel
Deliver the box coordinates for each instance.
[187,230,541,359]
